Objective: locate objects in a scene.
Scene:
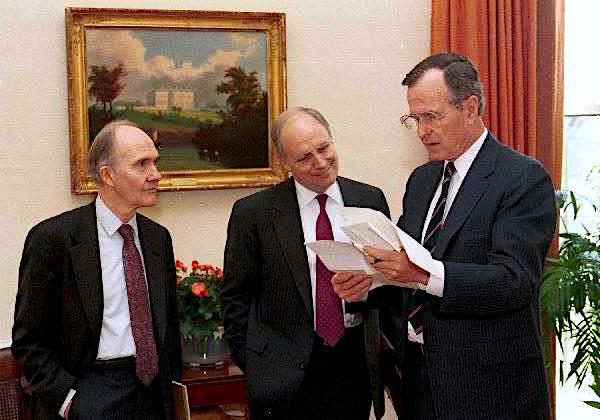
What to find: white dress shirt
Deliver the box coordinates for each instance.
[408,129,488,344]
[295,180,361,328]
[95,196,147,359]
[59,198,147,417]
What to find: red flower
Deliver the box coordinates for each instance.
[200,264,213,272]
[176,259,224,339]
[191,282,209,298]
[175,259,188,272]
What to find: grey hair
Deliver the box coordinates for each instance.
[88,119,138,183]
[271,107,332,156]
[402,52,486,116]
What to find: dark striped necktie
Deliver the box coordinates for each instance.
[408,162,456,336]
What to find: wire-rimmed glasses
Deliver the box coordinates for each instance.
[292,141,335,166]
[400,104,460,130]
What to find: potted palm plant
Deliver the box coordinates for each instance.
[540,186,600,409]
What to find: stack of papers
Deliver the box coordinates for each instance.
[339,207,401,251]
[305,207,438,290]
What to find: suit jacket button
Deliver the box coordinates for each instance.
[264,408,272,416]
[299,362,305,369]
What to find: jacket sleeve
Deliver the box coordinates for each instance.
[220,201,259,372]
[11,226,77,415]
[164,230,182,382]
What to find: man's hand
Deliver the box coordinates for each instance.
[364,246,429,285]
[331,272,372,302]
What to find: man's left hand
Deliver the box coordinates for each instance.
[331,272,372,302]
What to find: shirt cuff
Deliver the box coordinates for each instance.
[425,259,445,297]
[59,389,76,418]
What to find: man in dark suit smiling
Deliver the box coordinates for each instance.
[333,53,556,419]
[221,107,389,419]
[12,120,181,419]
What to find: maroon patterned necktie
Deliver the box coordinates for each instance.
[315,194,345,346]
[409,162,456,335]
[118,224,159,386]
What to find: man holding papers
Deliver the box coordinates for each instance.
[221,107,389,419]
[332,53,556,419]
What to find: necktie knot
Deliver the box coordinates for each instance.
[445,162,456,178]
[316,193,328,210]
[118,224,135,243]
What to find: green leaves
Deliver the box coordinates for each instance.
[176,263,224,340]
[541,188,600,409]
[585,363,600,409]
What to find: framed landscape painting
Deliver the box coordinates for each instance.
[66,8,287,193]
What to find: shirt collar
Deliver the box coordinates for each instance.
[95,196,139,237]
[294,179,343,209]
[449,128,488,180]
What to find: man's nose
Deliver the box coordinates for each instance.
[312,153,328,168]
[417,121,432,139]
[148,164,161,181]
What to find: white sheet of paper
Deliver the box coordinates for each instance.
[339,207,402,251]
[305,240,377,275]
[305,240,424,291]
[342,222,397,251]
[306,207,437,292]
[394,225,441,276]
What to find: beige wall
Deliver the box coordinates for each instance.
[0,0,431,345]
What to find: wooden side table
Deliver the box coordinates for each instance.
[182,360,248,410]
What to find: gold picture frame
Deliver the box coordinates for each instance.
[66,7,287,193]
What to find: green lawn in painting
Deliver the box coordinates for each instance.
[114,108,221,129]
[158,146,224,171]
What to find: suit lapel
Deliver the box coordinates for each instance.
[433,134,498,257]
[69,202,104,339]
[407,164,444,241]
[271,179,313,317]
[338,177,367,207]
[138,216,167,346]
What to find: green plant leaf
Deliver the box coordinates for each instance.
[583,400,600,409]
[176,261,225,339]
[541,184,600,400]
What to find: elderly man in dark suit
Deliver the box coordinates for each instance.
[12,120,181,419]
[333,53,556,419]
[221,107,389,419]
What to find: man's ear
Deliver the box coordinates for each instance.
[279,153,292,173]
[98,165,114,187]
[465,95,479,121]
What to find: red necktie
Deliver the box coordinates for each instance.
[315,194,345,346]
[409,162,456,335]
[118,224,159,386]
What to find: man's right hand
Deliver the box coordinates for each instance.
[331,272,372,302]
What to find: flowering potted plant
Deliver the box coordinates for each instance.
[176,259,229,366]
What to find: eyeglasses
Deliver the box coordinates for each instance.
[292,141,335,166]
[400,104,460,130]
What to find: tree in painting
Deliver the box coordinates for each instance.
[216,66,263,121]
[88,63,126,112]
[87,62,127,141]
[194,66,269,168]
